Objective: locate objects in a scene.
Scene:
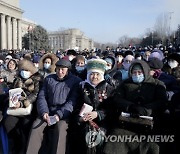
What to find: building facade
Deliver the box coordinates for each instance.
[0,0,23,50]
[0,0,36,50]
[48,29,94,51]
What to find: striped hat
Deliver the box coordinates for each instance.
[86,58,107,74]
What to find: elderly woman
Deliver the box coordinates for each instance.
[103,60,168,154]
[3,59,41,154]
[70,58,114,154]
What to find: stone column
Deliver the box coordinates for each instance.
[12,18,17,49]
[0,14,6,49]
[6,16,12,50]
[17,19,22,50]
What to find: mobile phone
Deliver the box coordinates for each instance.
[48,116,57,126]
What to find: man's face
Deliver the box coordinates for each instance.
[56,66,68,79]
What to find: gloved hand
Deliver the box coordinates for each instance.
[128,104,147,117]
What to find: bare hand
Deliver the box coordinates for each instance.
[15,102,21,108]
[83,111,98,121]
[43,113,49,123]
[54,114,60,122]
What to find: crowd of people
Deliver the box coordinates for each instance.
[0,45,180,154]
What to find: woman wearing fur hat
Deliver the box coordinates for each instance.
[70,59,114,154]
[38,53,58,79]
[0,59,18,88]
[3,59,41,154]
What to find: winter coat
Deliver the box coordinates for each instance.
[78,80,114,124]
[13,72,41,108]
[113,60,167,116]
[0,69,17,88]
[72,80,114,154]
[104,55,122,87]
[37,73,82,120]
[103,60,168,154]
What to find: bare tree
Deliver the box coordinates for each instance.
[118,35,141,47]
[118,35,130,47]
[154,12,173,44]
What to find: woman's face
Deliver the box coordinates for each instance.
[8,60,16,70]
[76,59,85,67]
[44,58,52,65]
[89,72,102,86]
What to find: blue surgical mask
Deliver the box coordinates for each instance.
[132,74,144,83]
[76,66,85,72]
[20,70,31,79]
[44,63,51,69]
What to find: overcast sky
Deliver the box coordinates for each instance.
[20,0,180,43]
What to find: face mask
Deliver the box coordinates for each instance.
[136,57,142,60]
[20,70,31,79]
[168,61,178,69]
[132,74,144,83]
[160,48,163,51]
[44,63,51,69]
[69,56,73,61]
[0,60,3,65]
[106,66,112,71]
[34,63,39,68]
[76,66,85,72]
[116,57,123,63]
[123,62,131,70]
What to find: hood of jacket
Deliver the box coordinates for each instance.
[128,60,151,82]
[39,53,58,73]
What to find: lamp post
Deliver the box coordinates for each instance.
[28,25,33,51]
[151,30,154,46]
[168,12,174,43]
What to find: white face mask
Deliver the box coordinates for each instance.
[106,65,112,71]
[168,61,178,69]
[116,57,123,63]
[0,60,3,65]
[69,56,74,61]
[20,70,31,79]
[34,63,39,68]
[136,57,142,60]
[44,63,51,69]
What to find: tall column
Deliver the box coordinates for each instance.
[6,16,12,50]
[0,14,6,49]
[17,19,22,50]
[12,18,17,49]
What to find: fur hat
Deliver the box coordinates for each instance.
[86,59,107,74]
[18,59,38,75]
[39,53,58,73]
